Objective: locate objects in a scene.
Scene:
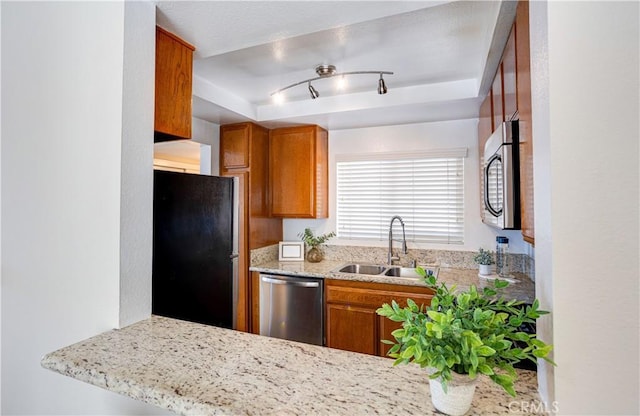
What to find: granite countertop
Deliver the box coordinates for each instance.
[42,315,544,415]
[250,260,535,303]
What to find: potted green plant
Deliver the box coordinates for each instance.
[473,247,495,276]
[376,268,554,416]
[297,228,336,262]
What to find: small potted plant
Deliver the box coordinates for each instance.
[297,228,336,263]
[377,269,554,416]
[473,247,494,275]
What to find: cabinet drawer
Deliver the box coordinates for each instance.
[326,285,432,309]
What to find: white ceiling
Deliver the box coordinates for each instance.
[156,1,514,130]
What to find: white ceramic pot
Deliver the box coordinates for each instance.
[478,264,492,276]
[428,370,478,416]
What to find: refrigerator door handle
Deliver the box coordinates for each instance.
[231,177,240,330]
[261,276,320,288]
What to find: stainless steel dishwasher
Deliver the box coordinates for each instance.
[259,273,324,346]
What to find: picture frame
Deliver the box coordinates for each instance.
[278,241,305,262]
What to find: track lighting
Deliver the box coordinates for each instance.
[271,64,393,101]
[378,74,387,95]
[308,82,319,99]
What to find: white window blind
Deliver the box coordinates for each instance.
[336,149,466,244]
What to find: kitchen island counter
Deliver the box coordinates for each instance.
[42,315,544,415]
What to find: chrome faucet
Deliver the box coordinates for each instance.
[387,215,408,265]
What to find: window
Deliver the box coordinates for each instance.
[336,149,466,244]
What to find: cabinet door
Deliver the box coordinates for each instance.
[154,27,194,142]
[516,0,535,245]
[503,27,517,120]
[220,124,250,170]
[270,126,328,218]
[376,294,433,357]
[378,316,402,357]
[221,171,249,332]
[250,271,260,334]
[492,63,504,130]
[326,304,377,355]
[478,93,493,220]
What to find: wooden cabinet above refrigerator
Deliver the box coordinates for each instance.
[154,26,194,143]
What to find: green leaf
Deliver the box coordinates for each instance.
[495,279,509,289]
[512,332,531,342]
[407,298,418,311]
[470,350,479,368]
[414,343,423,361]
[533,344,553,358]
[509,316,523,327]
[401,345,416,359]
[380,339,395,345]
[473,308,483,322]
[427,310,444,323]
[491,374,516,397]
[483,287,497,297]
[391,328,405,339]
[478,364,494,375]
[424,274,437,286]
[475,345,496,357]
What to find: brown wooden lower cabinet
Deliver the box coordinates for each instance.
[325,279,434,357]
[250,271,261,335]
[326,303,378,355]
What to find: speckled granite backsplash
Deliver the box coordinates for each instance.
[251,244,534,279]
[250,244,280,265]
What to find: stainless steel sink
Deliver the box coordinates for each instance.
[384,266,439,279]
[333,263,439,279]
[337,264,387,275]
[384,267,422,278]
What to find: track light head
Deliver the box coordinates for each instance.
[308,82,319,99]
[378,74,387,95]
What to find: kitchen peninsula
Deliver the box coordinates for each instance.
[42,315,543,415]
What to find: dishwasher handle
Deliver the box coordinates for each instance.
[261,275,320,288]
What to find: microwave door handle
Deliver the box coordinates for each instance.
[485,154,502,217]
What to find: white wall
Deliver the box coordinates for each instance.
[192,117,220,175]
[283,119,528,253]
[119,1,155,328]
[0,3,3,410]
[531,1,639,414]
[529,1,554,407]
[1,3,166,414]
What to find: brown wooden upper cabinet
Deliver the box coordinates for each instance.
[502,26,518,121]
[515,0,535,244]
[154,26,195,143]
[478,0,534,245]
[269,125,328,218]
[220,123,250,170]
[492,63,504,130]
[478,92,493,218]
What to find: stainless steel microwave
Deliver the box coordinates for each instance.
[482,121,521,230]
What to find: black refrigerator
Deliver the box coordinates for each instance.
[152,170,239,329]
